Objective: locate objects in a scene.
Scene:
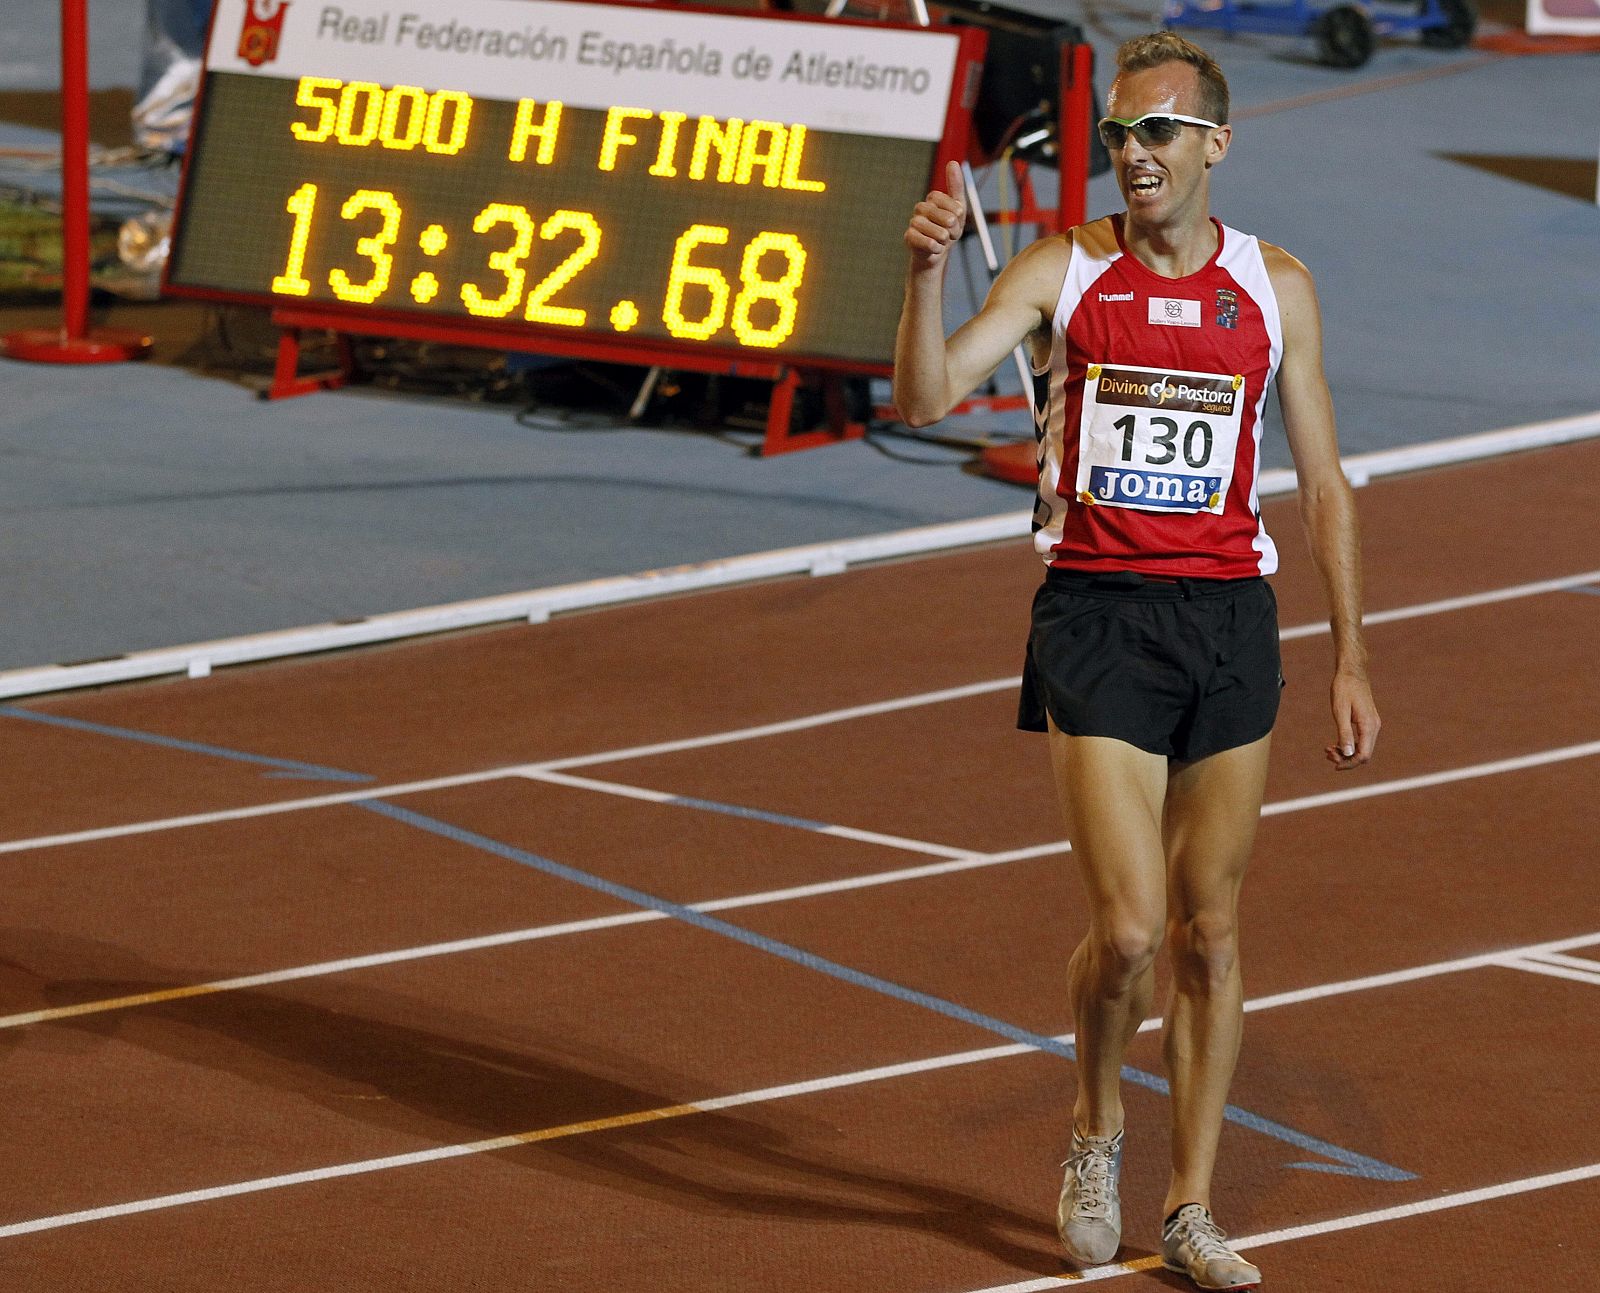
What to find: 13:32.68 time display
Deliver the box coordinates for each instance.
[270,179,809,349]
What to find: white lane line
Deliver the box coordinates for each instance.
[0,840,1067,1032]
[1259,740,1600,817]
[1524,951,1600,973]
[3,569,1587,857]
[2,567,1596,859]
[1234,932,1600,1015]
[518,769,677,805]
[1277,567,1600,641]
[521,768,978,859]
[0,1136,539,1240]
[1125,932,1600,1035]
[1494,956,1600,988]
[961,1160,1600,1289]
[534,678,1020,772]
[550,739,1600,874]
[0,910,656,1031]
[0,768,522,856]
[5,928,1599,1241]
[817,825,976,856]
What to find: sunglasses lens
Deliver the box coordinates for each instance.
[1134,117,1184,146]
[1098,122,1128,150]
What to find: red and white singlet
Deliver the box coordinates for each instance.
[1031,215,1283,578]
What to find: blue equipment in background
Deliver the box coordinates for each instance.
[1163,0,1477,67]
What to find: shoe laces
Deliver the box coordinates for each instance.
[1062,1141,1117,1217]
[1171,1208,1238,1263]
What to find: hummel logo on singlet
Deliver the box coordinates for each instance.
[1098,291,1135,302]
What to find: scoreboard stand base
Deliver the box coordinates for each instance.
[262,307,871,457]
[761,368,868,457]
[2,326,153,365]
[264,321,358,400]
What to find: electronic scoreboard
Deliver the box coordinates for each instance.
[165,0,984,371]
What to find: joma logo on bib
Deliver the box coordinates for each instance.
[1074,362,1247,517]
[1087,467,1223,509]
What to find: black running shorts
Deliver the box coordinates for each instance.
[1017,568,1282,762]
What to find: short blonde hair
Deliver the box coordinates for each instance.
[1114,32,1230,124]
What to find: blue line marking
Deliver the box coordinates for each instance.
[1569,584,1600,597]
[1114,1063,1412,1181]
[667,795,842,834]
[0,705,374,783]
[356,798,1415,1182]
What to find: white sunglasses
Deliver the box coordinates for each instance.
[1097,112,1221,150]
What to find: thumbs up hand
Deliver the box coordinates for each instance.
[904,159,968,271]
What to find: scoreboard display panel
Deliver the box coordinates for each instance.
[165,0,983,369]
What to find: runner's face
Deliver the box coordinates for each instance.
[1104,64,1229,229]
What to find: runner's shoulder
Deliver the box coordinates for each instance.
[1254,241,1318,345]
[1074,215,1120,260]
[1258,240,1316,293]
[995,229,1073,315]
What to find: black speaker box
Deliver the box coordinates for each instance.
[934,0,1109,175]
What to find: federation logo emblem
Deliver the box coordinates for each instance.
[238,0,290,67]
[1215,288,1239,330]
[1148,297,1201,328]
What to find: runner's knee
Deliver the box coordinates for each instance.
[1089,916,1163,987]
[1167,910,1239,989]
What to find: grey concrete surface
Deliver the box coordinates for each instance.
[1,3,1597,671]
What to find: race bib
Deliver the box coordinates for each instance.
[1074,363,1245,515]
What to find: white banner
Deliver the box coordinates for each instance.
[1526,0,1600,34]
[208,0,962,139]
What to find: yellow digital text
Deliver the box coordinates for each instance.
[598,109,826,192]
[290,77,473,155]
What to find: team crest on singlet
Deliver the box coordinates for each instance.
[1074,363,1245,515]
[1215,288,1240,329]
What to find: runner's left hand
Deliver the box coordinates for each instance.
[1326,671,1379,770]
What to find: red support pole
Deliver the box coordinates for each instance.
[1059,43,1094,233]
[2,0,151,363]
[59,0,90,340]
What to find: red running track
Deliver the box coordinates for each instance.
[0,439,1598,1290]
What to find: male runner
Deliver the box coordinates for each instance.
[893,32,1378,1292]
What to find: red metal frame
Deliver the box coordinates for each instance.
[1059,41,1093,232]
[2,0,151,363]
[267,305,866,455]
[269,316,358,399]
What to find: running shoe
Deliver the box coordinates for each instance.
[1056,1127,1123,1263]
[1161,1203,1261,1290]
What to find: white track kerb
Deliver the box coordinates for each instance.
[0,412,1596,699]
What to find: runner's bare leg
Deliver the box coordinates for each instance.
[1160,733,1273,1215]
[1049,726,1170,1138]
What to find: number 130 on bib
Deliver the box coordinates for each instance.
[1075,363,1246,515]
